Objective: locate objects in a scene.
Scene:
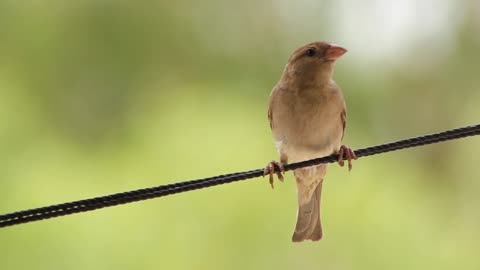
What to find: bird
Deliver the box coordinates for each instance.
[263,41,356,242]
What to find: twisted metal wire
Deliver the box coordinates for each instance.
[1,124,479,228]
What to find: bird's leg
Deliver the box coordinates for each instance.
[337,145,357,171]
[263,161,285,189]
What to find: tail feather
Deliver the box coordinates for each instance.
[292,182,323,242]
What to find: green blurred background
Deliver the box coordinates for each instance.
[1,0,479,269]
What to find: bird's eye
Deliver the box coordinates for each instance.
[305,48,316,57]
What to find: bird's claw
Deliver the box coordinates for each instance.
[263,161,285,189]
[337,145,357,171]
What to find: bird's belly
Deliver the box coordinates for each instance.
[274,106,342,163]
[280,129,340,162]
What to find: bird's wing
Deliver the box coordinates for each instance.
[340,108,347,141]
[267,88,278,130]
[268,102,273,129]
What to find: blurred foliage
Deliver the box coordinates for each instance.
[0,1,479,269]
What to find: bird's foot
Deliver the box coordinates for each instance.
[263,161,285,189]
[337,145,357,171]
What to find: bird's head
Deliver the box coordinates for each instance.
[282,41,347,87]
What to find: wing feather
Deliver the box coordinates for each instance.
[267,87,279,130]
[340,109,347,141]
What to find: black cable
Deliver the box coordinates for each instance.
[1,124,479,228]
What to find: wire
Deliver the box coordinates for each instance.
[1,124,479,228]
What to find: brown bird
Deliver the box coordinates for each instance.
[264,41,356,242]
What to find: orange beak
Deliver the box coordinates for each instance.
[325,44,347,61]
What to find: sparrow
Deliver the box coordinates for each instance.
[263,41,356,242]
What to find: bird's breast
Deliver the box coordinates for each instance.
[272,87,344,162]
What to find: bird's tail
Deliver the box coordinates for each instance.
[292,180,323,242]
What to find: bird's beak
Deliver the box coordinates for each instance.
[325,44,347,61]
